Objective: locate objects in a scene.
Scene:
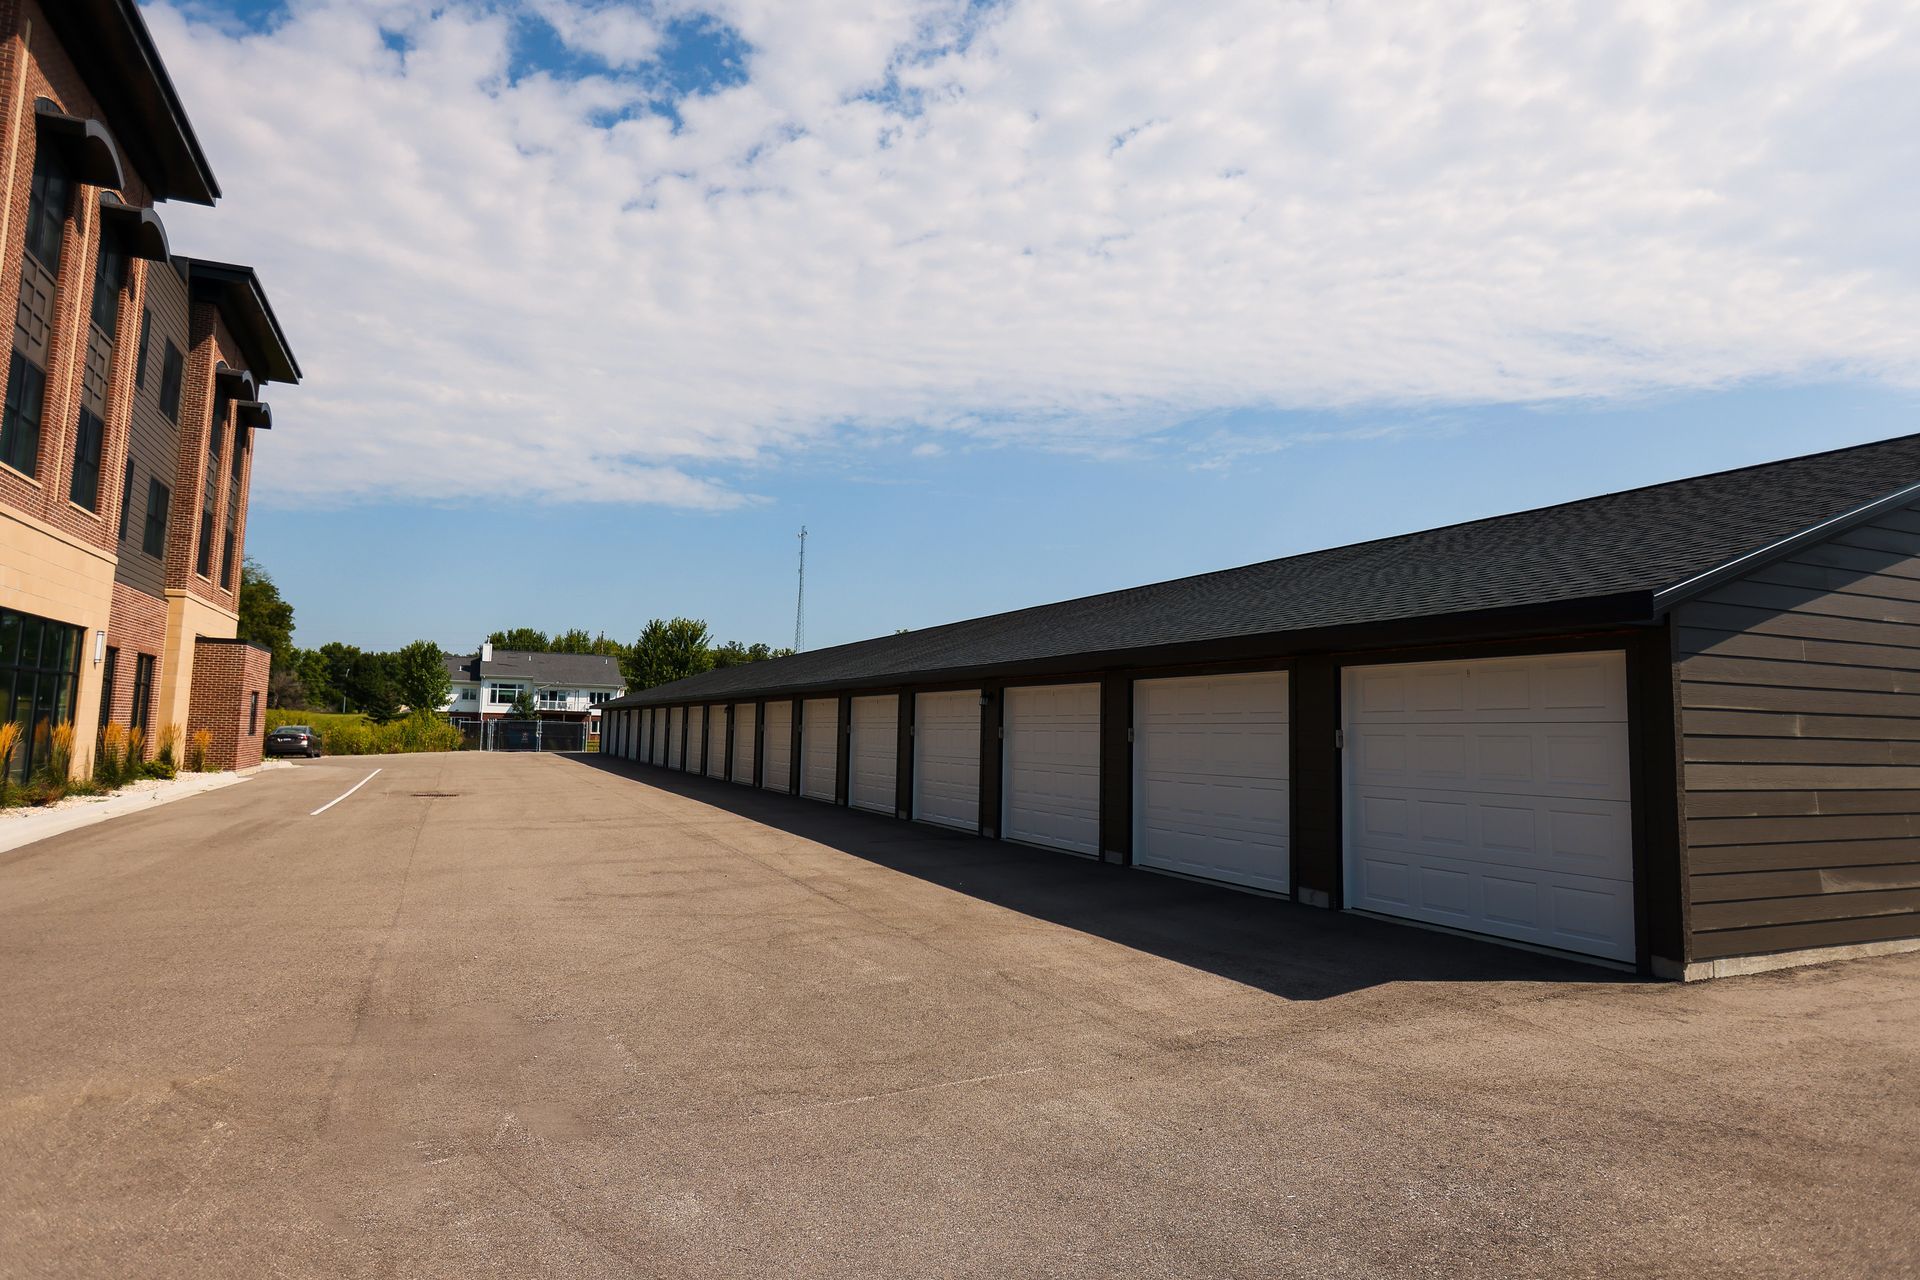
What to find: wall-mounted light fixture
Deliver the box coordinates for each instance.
[93,630,105,665]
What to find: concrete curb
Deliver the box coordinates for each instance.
[0,771,255,855]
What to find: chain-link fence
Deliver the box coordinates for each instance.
[477,719,589,752]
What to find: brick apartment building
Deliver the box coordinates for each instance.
[0,0,299,779]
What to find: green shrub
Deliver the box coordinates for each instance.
[143,758,177,781]
[20,778,63,806]
[271,709,463,757]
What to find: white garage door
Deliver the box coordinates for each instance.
[695,710,718,771]
[666,706,683,768]
[732,703,756,784]
[849,695,899,814]
[801,698,838,801]
[914,690,980,832]
[636,711,649,761]
[706,703,728,778]
[625,711,638,760]
[1344,652,1634,963]
[1003,684,1101,856]
[1135,672,1291,892]
[762,700,793,792]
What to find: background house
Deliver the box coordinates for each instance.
[442,641,624,741]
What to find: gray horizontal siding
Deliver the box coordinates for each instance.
[1677,505,1920,961]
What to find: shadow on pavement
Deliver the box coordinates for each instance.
[563,753,1635,1001]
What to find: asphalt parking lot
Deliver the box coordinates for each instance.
[1,751,1915,1278]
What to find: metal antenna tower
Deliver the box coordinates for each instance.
[794,526,808,652]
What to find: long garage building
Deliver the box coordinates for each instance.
[602,435,1920,979]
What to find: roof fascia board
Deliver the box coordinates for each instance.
[184,258,302,383]
[605,591,1655,709]
[41,0,220,204]
[1651,479,1920,614]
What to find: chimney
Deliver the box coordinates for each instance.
[481,640,493,663]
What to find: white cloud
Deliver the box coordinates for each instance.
[143,0,1920,506]
[527,0,661,68]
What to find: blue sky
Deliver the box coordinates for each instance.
[148,1,1920,653]
[253,385,1917,653]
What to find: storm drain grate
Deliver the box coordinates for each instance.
[411,792,460,798]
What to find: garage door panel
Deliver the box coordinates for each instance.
[732,703,756,783]
[801,698,837,801]
[762,702,793,793]
[1351,654,1629,724]
[1004,684,1099,855]
[1135,672,1290,893]
[1346,652,1634,962]
[914,691,980,832]
[1352,724,1630,801]
[706,704,728,778]
[849,695,898,814]
[686,710,704,773]
[1353,785,1630,879]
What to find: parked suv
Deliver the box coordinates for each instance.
[265,725,323,758]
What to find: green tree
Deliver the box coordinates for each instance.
[551,628,594,654]
[315,643,362,712]
[710,640,795,668]
[624,618,714,690]
[589,631,627,658]
[393,639,452,712]
[291,647,338,709]
[346,651,400,723]
[266,666,308,710]
[237,559,296,672]
[488,628,549,652]
[509,688,538,718]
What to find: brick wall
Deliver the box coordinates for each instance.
[0,1,156,557]
[187,637,269,771]
[104,579,165,741]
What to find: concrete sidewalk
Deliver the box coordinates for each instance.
[1,751,1914,1279]
[0,766,261,855]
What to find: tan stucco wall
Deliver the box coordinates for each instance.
[156,590,238,738]
[1,504,116,770]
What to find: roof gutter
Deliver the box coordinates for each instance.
[1651,478,1920,614]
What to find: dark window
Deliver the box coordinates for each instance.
[0,606,83,785]
[89,229,127,336]
[220,429,245,589]
[134,308,152,389]
[198,386,227,577]
[1,351,46,477]
[69,406,104,510]
[23,144,72,273]
[195,507,213,577]
[98,646,117,728]
[142,479,169,557]
[118,458,135,540]
[129,654,155,735]
[248,691,259,735]
[158,341,183,423]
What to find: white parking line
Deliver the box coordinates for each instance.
[311,768,382,817]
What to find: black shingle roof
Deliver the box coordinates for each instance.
[444,650,626,687]
[608,433,1920,709]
